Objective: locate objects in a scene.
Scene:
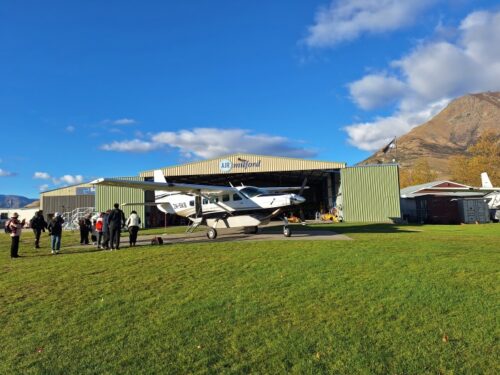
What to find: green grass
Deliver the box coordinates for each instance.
[1,223,499,374]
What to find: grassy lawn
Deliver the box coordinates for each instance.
[0,223,498,374]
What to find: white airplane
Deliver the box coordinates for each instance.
[91,170,307,239]
[482,172,500,221]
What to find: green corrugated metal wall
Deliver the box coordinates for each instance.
[95,177,146,222]
[341,165,401,222]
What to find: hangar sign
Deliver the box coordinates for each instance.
[219,159,262,173]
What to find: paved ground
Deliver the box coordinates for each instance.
[135,226,352,245]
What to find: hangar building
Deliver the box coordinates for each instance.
[40,154,401,227]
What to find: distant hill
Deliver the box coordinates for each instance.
[360,92,500,179]
[0,195,38,208]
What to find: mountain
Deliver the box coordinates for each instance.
[360,92,500,179]
[0,195,38,208]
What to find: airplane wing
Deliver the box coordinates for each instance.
[260,186,309,193]
[91,178,238,195]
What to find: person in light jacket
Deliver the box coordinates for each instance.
[8,212,25,258]
[125,210,141,247]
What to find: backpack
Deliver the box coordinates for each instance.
[150,236,163,245]
[4,220,12,234]
[95,219,103,232]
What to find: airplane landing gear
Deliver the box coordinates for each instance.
[283,226,292,237]
[282,216,292,237]
[207,228,218,240]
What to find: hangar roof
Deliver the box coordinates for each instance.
[139,153,346,178]
[400,180,485,198]
[40,182,94,197]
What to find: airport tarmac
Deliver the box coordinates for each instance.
[135,226,352,245]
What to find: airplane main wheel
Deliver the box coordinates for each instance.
[283,226,292,237]
[207,228,217,240]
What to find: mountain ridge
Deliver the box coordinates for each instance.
[360,92,500,178]
[0,195,38,209]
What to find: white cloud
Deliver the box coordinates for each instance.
[348,74,406,110]
[0,168,16,177]
[344,10,500,151]
[104,118,137,125]
[52,175,84,185]
[100,128,316,159]
[33,172,51,180]
[344,99,449,151]
[66,125,76,133]
[100,139,161,153]
[39,184,50,192]
[152,128,316,159]
[305,0,437,47]
[114,118,136,125]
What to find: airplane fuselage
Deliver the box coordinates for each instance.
[156,188,304,219]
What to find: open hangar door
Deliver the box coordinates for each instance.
[144,170,341,226]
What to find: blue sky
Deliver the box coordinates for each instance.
[1,0,499,197]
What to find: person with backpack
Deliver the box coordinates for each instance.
[108,203,125,250]
[78,214,92,245]
[30,210,47,249]
[6,212,26,258]
[125,210,141,247]
[47,212,64,254]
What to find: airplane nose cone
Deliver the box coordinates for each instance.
[291,194,306,205]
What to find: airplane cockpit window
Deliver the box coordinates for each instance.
[233,193,242,201]
[240,187,265,198]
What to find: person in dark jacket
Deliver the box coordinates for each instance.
[101,210,111,250]
[30,210,47,249]
[47,212,65,254]
[79,214,92,245]
[108,203,125,250]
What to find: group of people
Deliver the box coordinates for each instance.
[6,204,142,259]
[6,210,65,258]
[80,203,142,250]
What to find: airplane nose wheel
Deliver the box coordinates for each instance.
[207,228,218,240]
[282,216,292,237]
[283,226,292,237]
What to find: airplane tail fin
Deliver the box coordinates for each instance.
[481,172,493,188]
[153,170,169,201]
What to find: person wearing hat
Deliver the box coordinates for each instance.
[47,212,65,254]
[7,212,25,258]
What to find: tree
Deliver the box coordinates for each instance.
[399,159,438,188]
[450,131,500,186]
